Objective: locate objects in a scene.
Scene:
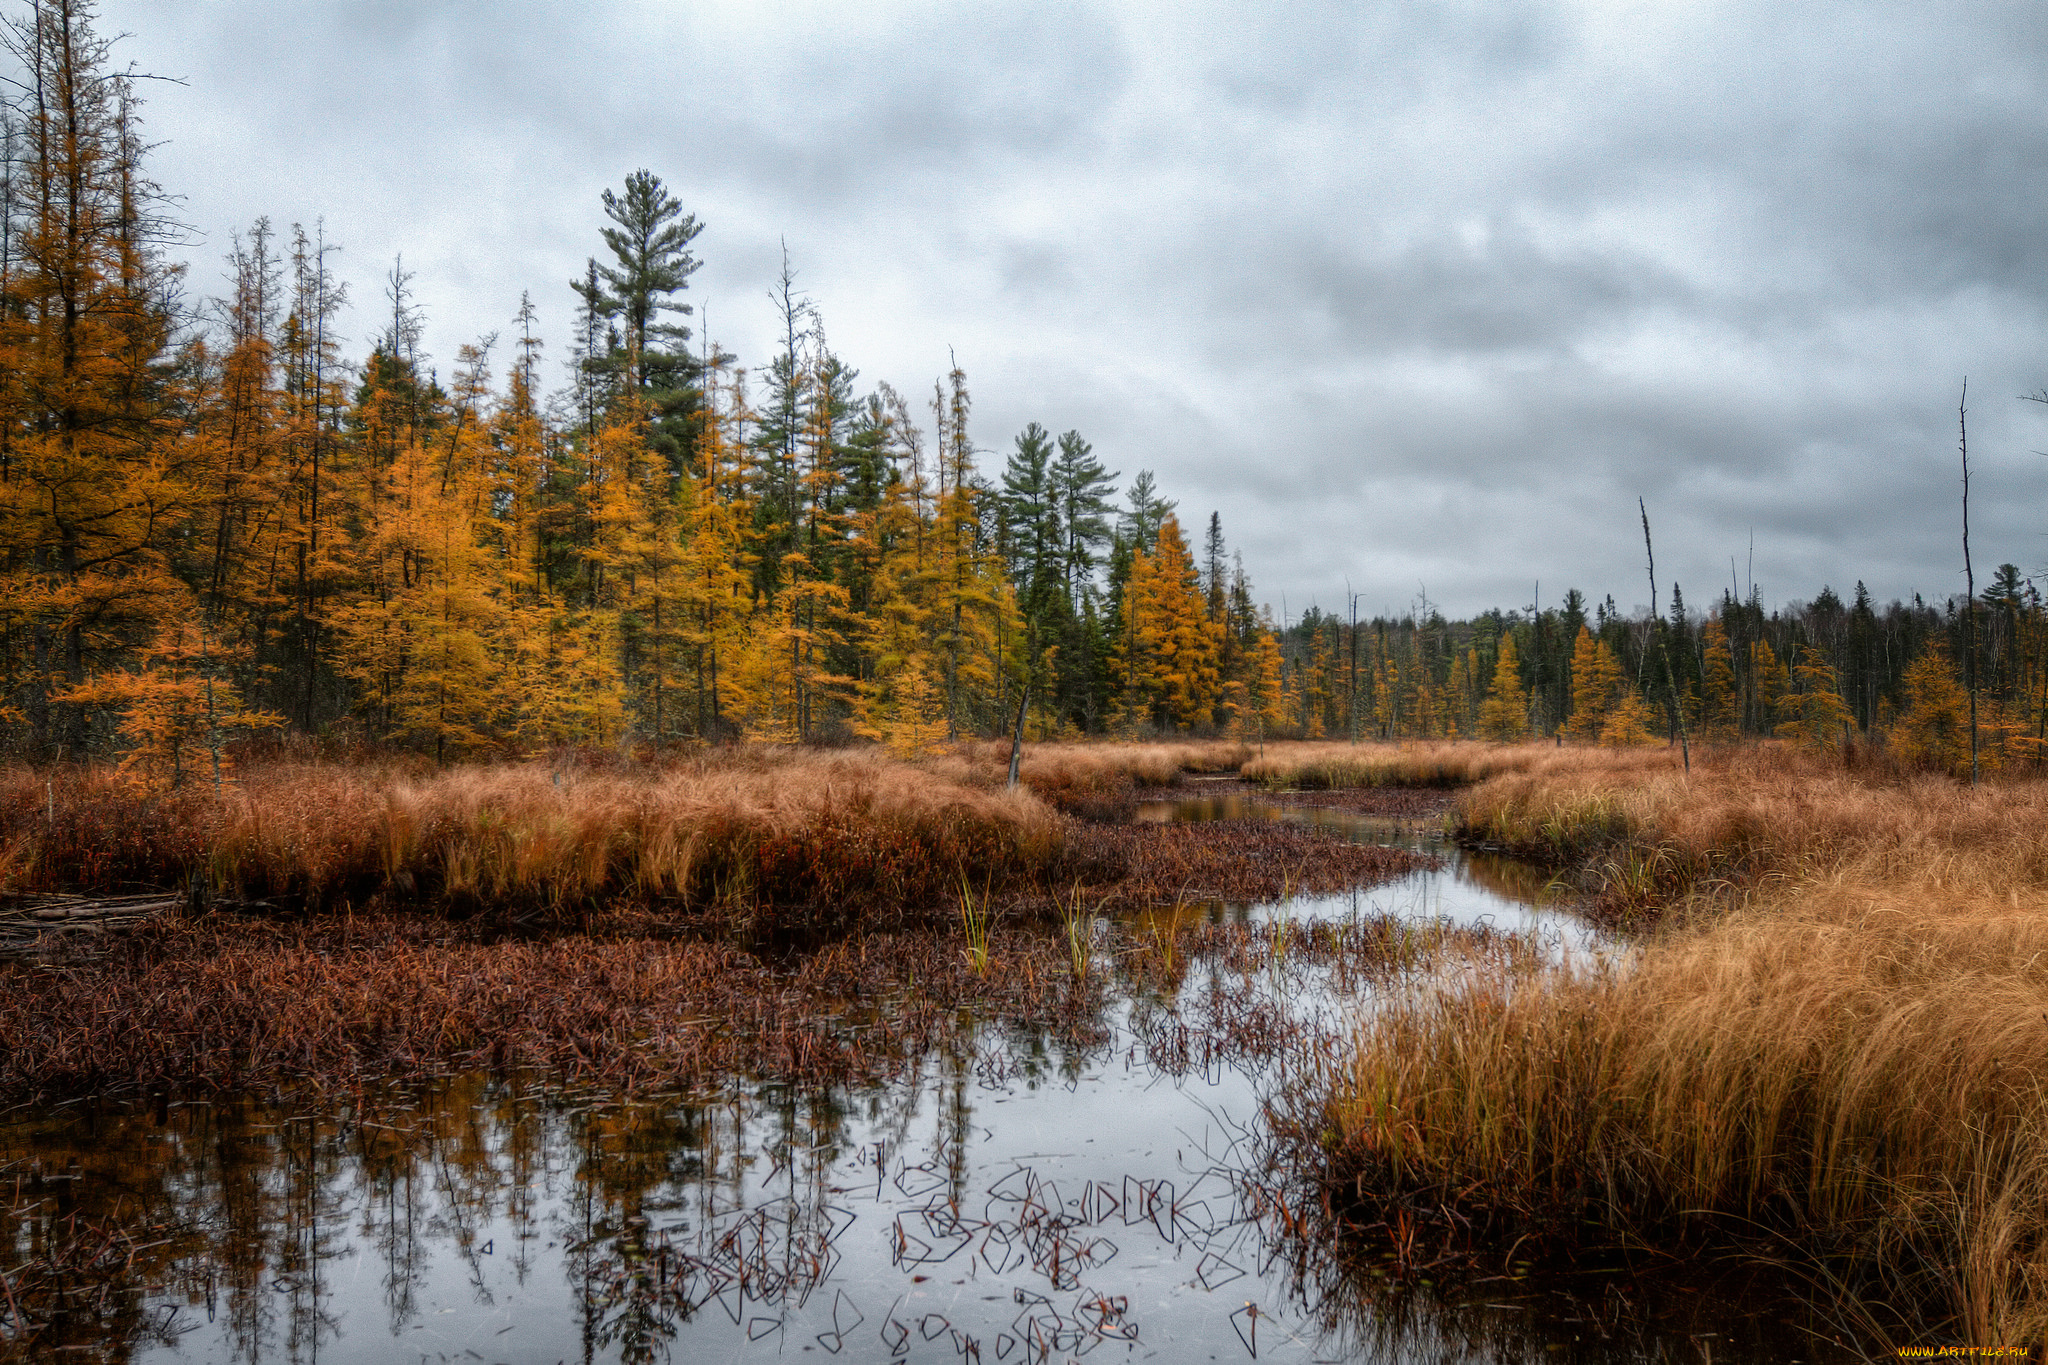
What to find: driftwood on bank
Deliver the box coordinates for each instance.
[0,893,185,954]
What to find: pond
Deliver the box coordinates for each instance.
[1134,789,1600,950]
[1,797,1862,1364]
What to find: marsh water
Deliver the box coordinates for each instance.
[2,796,1860,1364]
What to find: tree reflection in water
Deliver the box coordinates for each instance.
[1,892,1867,1364]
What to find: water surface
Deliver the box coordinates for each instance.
[1,797,1859,1364]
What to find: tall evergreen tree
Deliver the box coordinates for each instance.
[0,0,186,761]
[1050,430,1116,610]
[1000,422,1063,656]
[570,171,704,477]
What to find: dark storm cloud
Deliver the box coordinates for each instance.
[89,0,2048,617]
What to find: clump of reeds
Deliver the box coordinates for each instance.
[0,915,1119,1101]
[1314,886,2048,1344]
[957,875,997,974]
[1241,740,1634,792]
[1455,743,2048,917]
[1308,744,2048,1344]
[1055,882,1101,980]
[0,750,1066,928]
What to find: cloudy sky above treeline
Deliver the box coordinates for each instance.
[93,0,2048,620]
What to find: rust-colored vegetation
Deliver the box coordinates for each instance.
[1240,739,1616,791]
[1058,819,1425,911]
[1143,779,1455,819]
[0,750,1063,926]
[0,918,1101,1099]
[0,742,1440,1103]
[1304,743,2048,1346]
[0,881,1464,1103]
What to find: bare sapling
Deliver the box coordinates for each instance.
[1961,379,1979,786]
[1640,498,1690,775]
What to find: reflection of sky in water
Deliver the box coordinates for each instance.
[1136,795,1612,959]
[10,1012,1361,1364]
[2,799,1840,1364]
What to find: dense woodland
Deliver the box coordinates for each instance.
[0,1,2030,784]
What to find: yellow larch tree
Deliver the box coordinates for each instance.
[1890,644,1971,775]
[1301,626,1332,738]
[879,655,947,758]
[1745,639,1786,735]
[1697,618,1739,740]
[1250,627,1287,738]
[927,363,1010,735]
[1449,646,1482,739]
[63,613,279,791]
[0,0,192,761]
[1116,515,1220,730]
[1371,653,1397,738]
[671,360,755,739]
[1565,628,1621,741]
[1478,632,1528,740]
[330,345,504,760]
[1775,645,1854,753]
[1599,689,1660,746]
[190,222,294,714]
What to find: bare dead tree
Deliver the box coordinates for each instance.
[1962,379,1979,785]
[1640,499,1691,775]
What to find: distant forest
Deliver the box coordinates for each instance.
[0,1,2020,782]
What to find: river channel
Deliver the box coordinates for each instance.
[1,796,1863,1364]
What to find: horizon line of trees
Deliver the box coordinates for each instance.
[0,0,2026,785]
[1261,577,2027,774]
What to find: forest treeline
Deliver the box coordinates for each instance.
[1274,577,2027,774]
[0,1,2027,783]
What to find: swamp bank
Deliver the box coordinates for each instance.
[1296,741,2048,1352]
[0,739,2031,1358]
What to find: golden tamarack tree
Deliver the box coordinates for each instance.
[1477,633,1527,740]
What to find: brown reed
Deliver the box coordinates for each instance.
[0,749,1066,928]
[1240,740,1623,791]
[0,916,1114,1101]
[1312,743,2048,1347]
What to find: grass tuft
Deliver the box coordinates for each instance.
[0,750,1065,930]
[1309,742,2048,1346]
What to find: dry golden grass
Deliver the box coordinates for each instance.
[1457,743,2048,913]
[0,748,1064,927]
[1240,739,1672,791]
[940,738,1253,785]
[1317,744,2048,1346]
[919,739,1255,819]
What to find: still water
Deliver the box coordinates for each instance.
[1,800,1856,1364]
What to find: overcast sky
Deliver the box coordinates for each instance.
[88,0,2048,621]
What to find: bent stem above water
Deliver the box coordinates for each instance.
[1058,881,1103,981]
[959,873,998,975]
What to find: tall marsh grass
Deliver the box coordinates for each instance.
[1317,745,2048,1345]
[1241,740,1669,792]
[1457,744,2048,912]
[0,749,1063,927]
